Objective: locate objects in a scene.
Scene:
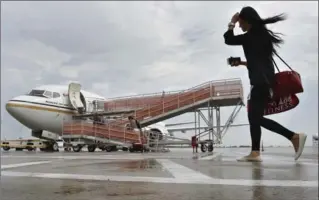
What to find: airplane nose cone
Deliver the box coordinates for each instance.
[6,100,19,118]
[5,98,38,130]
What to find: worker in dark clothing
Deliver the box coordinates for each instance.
[223,6,306,162]
[191,136,198,153]
[128,116,143,139]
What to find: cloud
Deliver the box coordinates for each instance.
[1,1,317,147]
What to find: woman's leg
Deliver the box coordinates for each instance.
[248,85,269,152]
[260,110,307,157]
[260,118,294,140]
[237,86,265,162]
[242,85,307,161]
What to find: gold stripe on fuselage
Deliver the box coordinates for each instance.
[6,102,76,115]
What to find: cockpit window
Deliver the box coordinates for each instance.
[28,90,59,98]
[53,92,60,98]
[43,91,53,98]
[28,90,46,97]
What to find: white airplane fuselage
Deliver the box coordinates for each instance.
[5,84,169,140]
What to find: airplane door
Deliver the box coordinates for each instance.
[68,82,84,113]
[87,101,94,112]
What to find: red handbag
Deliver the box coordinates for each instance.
[271,52,304,99]
[247,93,300,116]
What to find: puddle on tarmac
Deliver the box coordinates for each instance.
[54,180,158,196]
[112,159,162,171]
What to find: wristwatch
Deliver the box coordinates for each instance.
[228,22,235,28]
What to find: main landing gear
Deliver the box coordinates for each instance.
[39,142,59,152]
[200,142,214,153]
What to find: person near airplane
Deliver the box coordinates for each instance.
[191,136,198,153]
[223,6,307,162]
[128,116,144,138]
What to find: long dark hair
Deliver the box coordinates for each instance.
[239,6,286,52]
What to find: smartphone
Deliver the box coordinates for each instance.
[227,57,241,66]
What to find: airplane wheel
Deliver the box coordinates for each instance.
[208,144,214,152]
[52,143,59,152]
[200,144,207,153]
[122,147,128,151]
[88,145,96,152]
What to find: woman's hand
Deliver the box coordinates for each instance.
[231,61,247,67]
[231,12,240,23]
[230,60,240,67]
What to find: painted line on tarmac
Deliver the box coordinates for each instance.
[2,170,317,187]
[157,159,214,180]
[1,161,52,170]
[198,152,222,160]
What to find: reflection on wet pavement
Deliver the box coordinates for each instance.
[1,147,318,200]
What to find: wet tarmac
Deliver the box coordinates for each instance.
[1,147,318,200]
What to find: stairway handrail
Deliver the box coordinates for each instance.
[104,78,241,101]
[103,78,242,112]
[107,79,243,126]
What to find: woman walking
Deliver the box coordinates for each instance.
[223,6,307,162]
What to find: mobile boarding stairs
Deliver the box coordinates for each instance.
[61,78,244,152]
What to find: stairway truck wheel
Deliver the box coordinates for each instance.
[200,144,207,153]
[208,144,214,152]
[111,145,118,152]
[105,146,113,152]
[87,145,96,152]
[2,147,10,151]
[27,147,33,151]
[143,146,149,152]
[72,145,82,152]
[64,147,71,152]
[129,147,135,153]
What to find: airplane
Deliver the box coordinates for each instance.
[5,83,172,152]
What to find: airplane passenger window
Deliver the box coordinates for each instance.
[28,90,46,97]
[43,91,53,98]
[53,92,60,98]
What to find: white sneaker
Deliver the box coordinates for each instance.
[237,155,262,162]
[295,133,307,161]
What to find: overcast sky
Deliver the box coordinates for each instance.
[1,1,318,147]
